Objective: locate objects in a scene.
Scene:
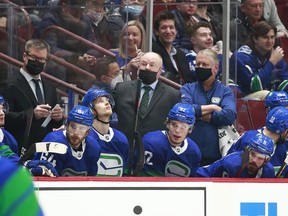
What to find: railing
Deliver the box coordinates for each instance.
[41,25,116,58]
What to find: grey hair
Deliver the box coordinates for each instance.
[24,39,50,54]
[198,49,219,65]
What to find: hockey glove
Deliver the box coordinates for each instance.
[24,160,59,177]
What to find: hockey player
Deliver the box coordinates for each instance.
[227,106,288,176]
[0,141,58,177]
[228,106,288,153]
[139,103,202,177]
[0,157,44,216]
[197,133,275,178]
[264,90,288,113]
[81,88,129,176]
[34,105,101,176]
[0,95,18,155]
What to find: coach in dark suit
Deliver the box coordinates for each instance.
[113,52,181,143]
[0,39,63,155]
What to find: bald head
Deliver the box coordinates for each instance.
[139,52,163,81]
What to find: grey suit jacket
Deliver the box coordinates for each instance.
[114,80,181,143]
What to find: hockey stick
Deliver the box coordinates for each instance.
[18,142,68,164]
[20,108,34,158]
[276,153,288,178]
[127,79,142,176]
[133,130,145,176]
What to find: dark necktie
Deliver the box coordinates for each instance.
[32,79,44,104]
[139,86,152,118]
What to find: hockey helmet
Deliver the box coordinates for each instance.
[264,91,288,110]
[266,106,288,134]
[81,88,115,109]
[167,103,195,125]
[67,105,94,127]
[248,133,274,157]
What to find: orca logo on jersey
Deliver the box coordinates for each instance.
[165,160,191,177]
[97,153,124,177]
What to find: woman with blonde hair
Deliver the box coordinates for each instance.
[110,20,146,80]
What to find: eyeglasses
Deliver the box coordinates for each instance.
[68,123,90,134]
[169,121,190,131]
[25,52,48,63]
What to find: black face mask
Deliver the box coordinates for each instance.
[139,69,157,85]
[195,67,212,82]
[26,59,45,76]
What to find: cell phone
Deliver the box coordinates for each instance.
[41,104,59,128]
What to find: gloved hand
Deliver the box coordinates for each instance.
[24,160,59,177]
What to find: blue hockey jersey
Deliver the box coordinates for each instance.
[139,130,202,177]
[227,128,288,177]
[34,130,101,176]
[89,127,129,177]
[0,128,18,155]
[197,151,275,178]
[230,45,288,95]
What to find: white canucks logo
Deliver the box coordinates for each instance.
[97,153,124,177]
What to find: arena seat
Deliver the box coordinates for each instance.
[246,99,266,130]
[235,99,252,134]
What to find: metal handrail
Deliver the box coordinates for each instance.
[41,25,116,57]
[0,52,86,95]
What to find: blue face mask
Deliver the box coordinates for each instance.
[124,5,144,17]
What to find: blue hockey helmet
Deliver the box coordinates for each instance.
[266,106,288,134]
[167,103,195,125]
[264,91,288,110]
[0,95,8,113]
[81,88,115,109]
[67,105,94,127]
[248,133,274,157]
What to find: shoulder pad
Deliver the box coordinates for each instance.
[238,45,252,54]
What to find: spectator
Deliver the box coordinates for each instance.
[110,20,145,81]
[0,157,44,216]
[184,21,223,80]
[230,21,288,100]
[0,95,18,154]
[139,103,202,177]
[230,0,265,51]
[107,0,146,48]
[113,51,181,144]
[85,0,114,50]
[34,105,101,176]
[153,10,193,84]
[81,88,129,176]
[91,56,122,92]
[197,133,275,178]
[33,0,99,90]
[235,0,288,38]
[181,49,236,165]
[171,0,198,50]
[227,104,288,177]
[0,39,63,156]
[193,0,222,42]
